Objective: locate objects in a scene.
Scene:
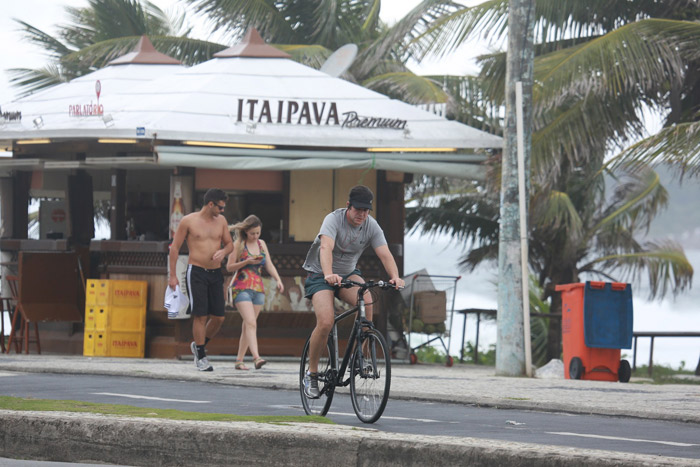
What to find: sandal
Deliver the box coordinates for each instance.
[254,357,267,370]
[235,361,249,371]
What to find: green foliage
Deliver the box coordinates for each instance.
[630,364,700,385]
[461,341,496,365]
[414,344,448,364]
[0,396,333,423]
[12,0,461,107]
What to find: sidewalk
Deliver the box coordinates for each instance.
[0,354,699,423]
[1,354,700,467]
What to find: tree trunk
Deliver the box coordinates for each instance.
[496,0,535,376]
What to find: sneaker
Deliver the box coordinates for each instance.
[191,341,213,372]
[197,356,213,372]
[303,372,320,399]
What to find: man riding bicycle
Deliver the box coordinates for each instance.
[301,185,405,398]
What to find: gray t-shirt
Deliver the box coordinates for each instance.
[303,208,387,276]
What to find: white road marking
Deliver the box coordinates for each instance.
[92,392,210,404]
[327,411,454,423]
[0,372,18,377]
[547,431,699,447]
[282,404,455,423]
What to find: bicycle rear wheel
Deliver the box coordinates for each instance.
[299,335,334,416]
[349,328,391,423]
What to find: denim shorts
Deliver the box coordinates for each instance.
[234,289,265,305]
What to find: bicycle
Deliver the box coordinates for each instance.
[299,279,398,423]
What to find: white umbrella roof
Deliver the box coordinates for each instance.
[1,30,501,178]
[0,36,183,138]
[109,29,502,150]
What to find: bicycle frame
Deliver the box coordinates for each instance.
[327,297,374,390]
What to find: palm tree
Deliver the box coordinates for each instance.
[11,0,463,107]
[184,0,467,104]
[404,0,699,360]
[415,0,700,180]
[9,0,205,95]
[408,158,693,360]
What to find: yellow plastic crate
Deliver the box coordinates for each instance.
[110,280,148,307]
[108,330,145,358]
[86,280,110,305]
[85,306,108,330]
[94,332,108,356]
[83,331,95,356]
[109,305,146,332]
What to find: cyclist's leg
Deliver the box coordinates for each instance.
[338,274,373,320]
[308,290,335,373]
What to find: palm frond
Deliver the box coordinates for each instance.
[531,93,645,183]
[277,44,333,71]
[184,0,299,44]
[608,121,700,179]
[431,74,502,134]
[7,66,68,98]
[13,20,73,59]
[592,167,668,236]
[588,240,693,299]
[531,190,583,238]
[58,36,225,72]
[459,243,499,270]
[363,0,382,33]
[410,0,508,59]
[535,19,700,107]
[362,72,448,104]
[406,194,499,247]
[355,0,458,78]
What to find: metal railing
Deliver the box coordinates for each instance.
[632,332,700,377]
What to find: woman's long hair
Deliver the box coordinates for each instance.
[229,215,262,246]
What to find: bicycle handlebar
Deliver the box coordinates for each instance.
[336,279,404,290]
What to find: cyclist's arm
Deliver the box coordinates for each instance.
[374,244,405,289]
[319,235,341,286]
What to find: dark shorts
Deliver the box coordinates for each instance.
[186,265,225,317]
[304,269,362,299]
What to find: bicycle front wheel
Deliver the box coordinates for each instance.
[349,328,391,423]
[299,335,334,416]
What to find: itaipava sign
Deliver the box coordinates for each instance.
[235,98,407,130]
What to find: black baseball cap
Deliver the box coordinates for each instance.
[348,185,373,210]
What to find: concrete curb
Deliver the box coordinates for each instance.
[1,411,697,467]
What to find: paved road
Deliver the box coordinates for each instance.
[0,458,130,467]
[2,371,699,461]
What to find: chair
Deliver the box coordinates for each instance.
[5,275,41,354]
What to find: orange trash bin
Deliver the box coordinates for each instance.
[556,281,633,382]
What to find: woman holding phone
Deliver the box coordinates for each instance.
[227,215,284,370]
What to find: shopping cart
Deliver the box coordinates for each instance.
[401,273,460,367]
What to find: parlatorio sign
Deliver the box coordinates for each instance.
[235,98,407,130]
[69,80,104,117]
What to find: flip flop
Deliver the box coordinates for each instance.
[254,357,267,370]
[235,361,249,370]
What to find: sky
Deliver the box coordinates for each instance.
[0,0,486,106]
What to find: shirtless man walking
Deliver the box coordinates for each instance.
[169,188,233,371]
